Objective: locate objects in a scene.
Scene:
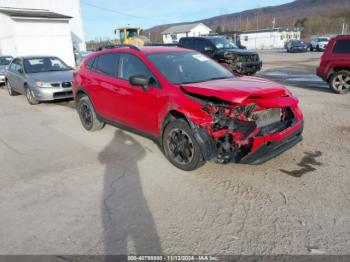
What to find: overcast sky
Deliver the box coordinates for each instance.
[81,0,292,40]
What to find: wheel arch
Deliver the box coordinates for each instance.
[328,67,350,81]
[160,109,216,161]
[160,110,190,142]
[75,87,89,100]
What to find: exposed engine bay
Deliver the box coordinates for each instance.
[188,94,297,164]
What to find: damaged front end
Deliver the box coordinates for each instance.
[218,52,263,75]
[187,93,303,165]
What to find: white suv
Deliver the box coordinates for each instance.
[310,37,330,52]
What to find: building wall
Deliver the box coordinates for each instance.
[0,13,15,55]
[240,30,301,50]
[0,13,75,66]
[14,18,75,66]
[162,24,212,44]
[0,0,86,51]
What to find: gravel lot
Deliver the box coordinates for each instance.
[0,50,349,256]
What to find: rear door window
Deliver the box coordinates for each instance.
[94,53,119,76]
[118,53,152,81]
[194,39,211,52]
[10,59,22,73]
[333,40,350,54]
[181,38,194,49]
[87,57,96,69]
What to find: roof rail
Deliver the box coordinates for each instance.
[97,44,141,52]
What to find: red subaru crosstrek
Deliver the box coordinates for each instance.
[317,35,350,94]
[73,46,303,171]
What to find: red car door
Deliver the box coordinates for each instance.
[87,53,125,122]
[112,53,167,136]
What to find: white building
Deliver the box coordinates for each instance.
[239,28,301,50]
[0,8,76,66]
[0,0,86,51]
[162,23,212,44]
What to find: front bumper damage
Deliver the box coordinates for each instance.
[240,122,303,164]
[188,95,303,165]
[221,53,262,75]
[234,61,263,75]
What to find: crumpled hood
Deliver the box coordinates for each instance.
[27,70,73,83]
[181,76,289,104]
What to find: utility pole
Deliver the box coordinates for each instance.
[239,13,242,31]
[256,4,260,30]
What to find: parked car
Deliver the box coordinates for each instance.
[179,36,262,75]
[310,37,330,52]
[285,40,308,53]
[75,51,93,67]
[317,35,350,94]
[0,56,13,84]
[73,46,303,171]
[5,56,74,105]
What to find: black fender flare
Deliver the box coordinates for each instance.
[161,111,216,161]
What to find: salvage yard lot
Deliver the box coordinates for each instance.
[0,50,350,255]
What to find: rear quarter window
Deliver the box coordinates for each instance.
[87,57,95,69]
[333,39,350,54]
[94,53,119,76]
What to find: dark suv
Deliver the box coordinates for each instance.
[179,36,262,75]
[317,35,350,94]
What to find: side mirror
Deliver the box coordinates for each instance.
[18,68,23,74]
[129,75,149,91]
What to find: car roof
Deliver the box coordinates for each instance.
[15,56,59,60]
[332,35,350,40]
[95,46,192,55]
[140,46,191,54]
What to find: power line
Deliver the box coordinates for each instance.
[80,1,155,21]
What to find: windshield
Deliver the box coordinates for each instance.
[23,57,71,73]
[317,38,329,42]
[207,37,238,49]
[292,40,305,45]
[147,51,233,85]
[0,57,13,66]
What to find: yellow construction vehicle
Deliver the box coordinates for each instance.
[115,26,147,47]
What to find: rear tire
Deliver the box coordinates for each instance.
[329,70,350,94]
[25,87,39,105]
[77,94,105,131]
[162,118,205,171]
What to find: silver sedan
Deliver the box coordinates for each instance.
[0,56,13,83]
[5,56,74,105]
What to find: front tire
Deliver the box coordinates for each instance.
[25,87,39,105]
[7,80,18,96]
[77,94,105,131]
[330,70,350,94]
[162,119,205,171]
